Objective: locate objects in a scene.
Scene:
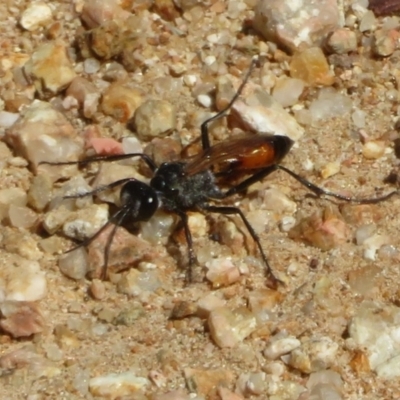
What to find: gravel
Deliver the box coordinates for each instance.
[1,0,400,399]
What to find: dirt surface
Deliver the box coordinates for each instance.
[2,1,400,399]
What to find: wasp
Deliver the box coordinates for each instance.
[44,59,398,288]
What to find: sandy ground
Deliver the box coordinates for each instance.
[2,1,400,399]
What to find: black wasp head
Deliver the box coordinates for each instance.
[120,180,159,221]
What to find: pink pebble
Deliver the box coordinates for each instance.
[88,137,123,155]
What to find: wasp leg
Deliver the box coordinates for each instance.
[99,203,131,280]
[64,204,130,280]
[224,165,277,197]
[276,165,399,204]
[199,58,258,150]
[175,210,197,283]
[202,204,280,289]
[101,222,120,280]
[222,163,398,204]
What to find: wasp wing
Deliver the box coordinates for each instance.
[183,135,293,176]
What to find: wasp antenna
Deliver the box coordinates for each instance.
[63,178,137,199]
[40,153,157,171]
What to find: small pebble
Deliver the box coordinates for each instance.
[208,307,257,348]
[152,390,190,400]
[43,206,73,235]
[0,346,44,370]
[117,269,160,296]
[152,0,180,21]
[244,372,267,395]
[132,100,177,140]
[362,234,389,261]
[184,367,234,396]
[62,204,109,241]
[307,369,343,390]
[359,10,377,32]
[81,0,131,28]
[43,343,63,362]
[309,88,353,123]
[113,305,145,326]
[263,361,285,377]
[272,77,305,108]
[287,337,339,373]
[140,210,176,245]
[306,370,343,400]
[0,251,47,302]
[88,137,123,155]
[102,83,143,122]
[355,224,376,245]
[83,58,101,74]
[320,161,340,179]
[5,100,83,177]
[218,387,245,400]
[327,28,358,54]
[89,371,150,399]
[197,293,226,318]
[2,227,42,261]
[8,204,37,229]
[103,48,130,72]
[8,156,29,167]
[23,42,77,95]
[290,48,335,86]
[143,137,182,165]
[289,206,350,251]
[362,140,385,159]
[183,74,197,87]
[263,188,297,215]
[352,109,366,128]
[0,111,20,128]
[122,136,142,154]
[264,335,301,360]
[58,247,89,280]
[97,307,116,323]
[373,29,397,56]
[90,163,140,204]
[197,94,213,108]
[348,265,379,296]
[148,370,167,388]
[280,216,297,232]
[247,288,282,323]
[169,62,187,76]
[216,76,304,141]
[205,258,241,287]
[66,76,100,118]
[170,300,197,319]
[0,301,45,338]
[313,276,343,316]
[38,236,64,255]
[20,2,53,31]
[253,0,341,51]
[73,368,91,396]
[54,324,80,348]
[90,279,106,300]
[0,187,27,207]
